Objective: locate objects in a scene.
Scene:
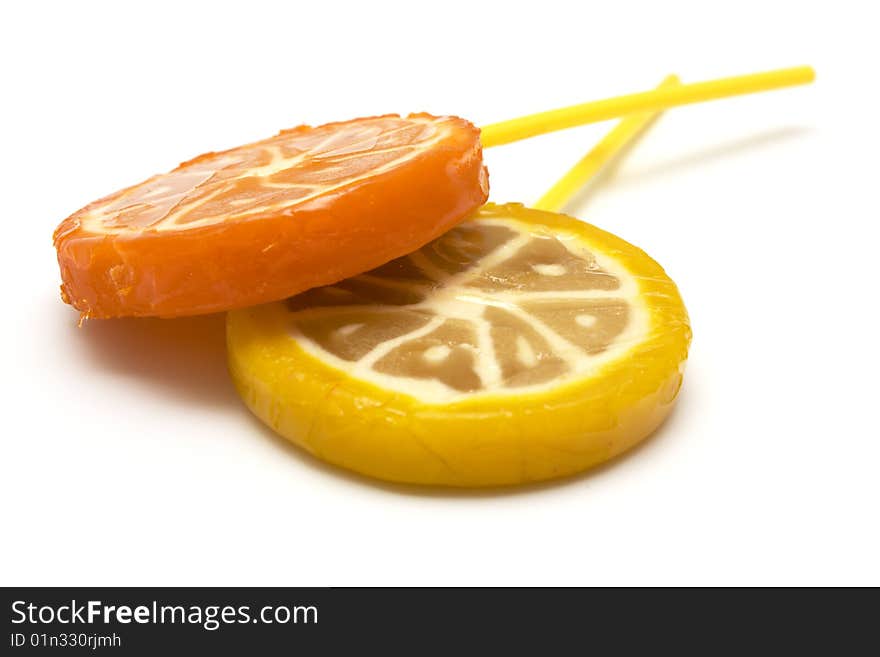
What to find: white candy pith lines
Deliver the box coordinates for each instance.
[80,117,445,234]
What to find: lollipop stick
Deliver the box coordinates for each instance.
[481,66,814,148]
[533,75,680,213]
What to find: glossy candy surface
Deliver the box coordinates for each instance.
[228,203,691,487]
[54,114,487,318]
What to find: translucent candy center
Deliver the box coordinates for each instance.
[285,216,648,401]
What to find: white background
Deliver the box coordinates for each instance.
[2,1,878,586]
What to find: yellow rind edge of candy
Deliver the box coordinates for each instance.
[226,203,692,487]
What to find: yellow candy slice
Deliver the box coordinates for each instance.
[227,203,691,486]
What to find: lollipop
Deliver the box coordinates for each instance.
[54,67,813,319]
[54,115,486,319]
[227,204,690,487]
[226,70,813,486]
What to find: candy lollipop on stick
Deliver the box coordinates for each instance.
[54,67,813,320]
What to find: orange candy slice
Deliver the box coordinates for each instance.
[54,114,487,318]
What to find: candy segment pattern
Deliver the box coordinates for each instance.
[76,118,442,234]
[285,216,646,401]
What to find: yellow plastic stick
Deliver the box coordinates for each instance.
[534,75,680,213]
[481,66,814,148]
